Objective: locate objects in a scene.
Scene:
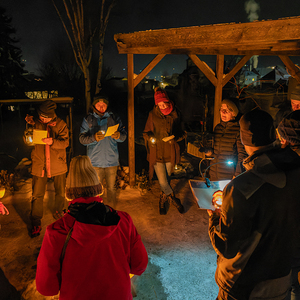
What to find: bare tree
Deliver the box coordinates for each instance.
[51,0,116,112]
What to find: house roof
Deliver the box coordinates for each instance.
[114,16,300,56]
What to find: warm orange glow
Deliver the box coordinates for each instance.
[0,187,5,198]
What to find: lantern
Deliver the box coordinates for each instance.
[0,187,5,198]
[24,124,34,146]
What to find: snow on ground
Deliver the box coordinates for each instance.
[0,176,219,299]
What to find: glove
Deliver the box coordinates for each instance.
[0,202,9,215]
[25,114,35,125]
[95,131,105,142]
[111,131,120,140]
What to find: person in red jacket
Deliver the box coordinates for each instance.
[25,100,69,238]
[36,155,148,300]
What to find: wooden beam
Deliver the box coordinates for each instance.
[115,16,300,56]
[127,54,135,187]
[188,54,217,86]
[214,55,224,129]
[134,54,166,87]
[279,55,300,83]
[222,55,252,87]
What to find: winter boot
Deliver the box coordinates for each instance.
[159,192,167,215]
[168,193,184,214]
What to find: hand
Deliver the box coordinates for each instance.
[25,114,35,125]
[95,131,105,142]
[0,202,9,215]
[42,138,53,145]
[212,190,223,210]
[111,131,120,140]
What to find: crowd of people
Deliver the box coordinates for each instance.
[1,79,300,299]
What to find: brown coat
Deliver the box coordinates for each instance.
[143,106,185,180]
[31,116,69,177]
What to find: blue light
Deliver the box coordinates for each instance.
[227,160,234,165]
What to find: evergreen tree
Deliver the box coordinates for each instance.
[0,6,26,99]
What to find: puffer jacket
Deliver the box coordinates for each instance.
[31,115,69,177]
[208,120,247,181]
[36,197,148,300]
[79,110,127,168]
[209,145,300,299]
[143,105,185,180]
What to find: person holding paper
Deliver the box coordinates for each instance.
[143,87,186,215]
[79,94,127,208]
[25,100,69,238]
[208,109,300,300]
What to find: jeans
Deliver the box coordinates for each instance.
[94,166,118,208]
[154,162,173,196]
[31,173,66,227]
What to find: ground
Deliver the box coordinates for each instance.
[0,176,219,300]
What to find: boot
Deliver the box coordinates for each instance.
[168,193,184,214]
[159,192,167,215]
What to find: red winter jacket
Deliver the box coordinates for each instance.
[36,197,148,300]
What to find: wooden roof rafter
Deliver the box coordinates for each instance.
[114,16,300,186]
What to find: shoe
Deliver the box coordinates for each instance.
[31,226,41,238]
[168,193,185,214]
[159,192,167,215]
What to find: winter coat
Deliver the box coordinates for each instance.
[36,197,148,300]
[31,115,69,177]
[209,145,300,299]
[208,120,247,181]
[143,105,185,180]
[79,110,127,168]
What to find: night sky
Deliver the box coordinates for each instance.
[2,0,300,79]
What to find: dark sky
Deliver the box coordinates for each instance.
[2,0,300,79]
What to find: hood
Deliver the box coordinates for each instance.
[67,197,120,242]
[243,145,300,188]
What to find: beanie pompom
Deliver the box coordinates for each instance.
[154,87,170,105]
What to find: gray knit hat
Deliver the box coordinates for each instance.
[92,94,109,106]
[66,156,103,200]
[290,84,300,101]
[277,110,300,145]
[37,100,57,118]
[221,99,239,117]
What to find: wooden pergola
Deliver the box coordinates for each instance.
[114,16,300,186]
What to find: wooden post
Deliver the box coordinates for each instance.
[127,54,135,186]
[214,55,224,129]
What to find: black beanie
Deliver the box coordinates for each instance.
[92,94,109,107]
[277,110,300,145]
[239,109,276,147]
[291,84,300,101]
[37,100,57,118]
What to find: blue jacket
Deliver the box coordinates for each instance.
[79,111,127,168]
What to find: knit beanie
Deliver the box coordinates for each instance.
[154,87,170,105]
[277,110,300,145]
[65,156,103,200]
[221,99,239,117]
[239,109,276,147]
[290,84,300,101]
[92,94,109,107]
[37,100,57,118]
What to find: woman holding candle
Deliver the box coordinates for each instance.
[143,87,186,215]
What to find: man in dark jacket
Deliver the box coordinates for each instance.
[209,109,300,299]
[25,100,69,237]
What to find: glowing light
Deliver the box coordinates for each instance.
[150,137,156,144]
[0,188,5,198]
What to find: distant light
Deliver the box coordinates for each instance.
[123,68,125,71]
[227,160,234,165]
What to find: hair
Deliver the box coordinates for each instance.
[65,155,103,201]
